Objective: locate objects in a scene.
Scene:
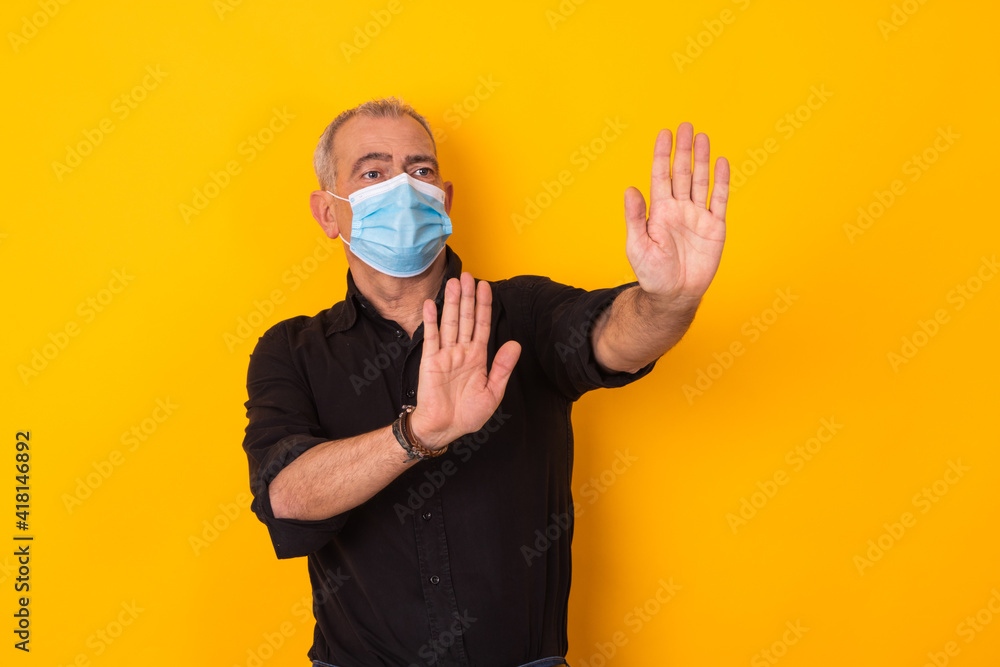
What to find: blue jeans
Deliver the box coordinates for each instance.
[312,658,568,667]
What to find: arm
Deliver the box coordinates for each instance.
[591,286,700,374]
[592,122,730,374]
[269,272,521,521]
[269,425,417,520]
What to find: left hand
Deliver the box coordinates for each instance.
[623,123,730,307]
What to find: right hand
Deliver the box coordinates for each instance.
[410,272,521,450]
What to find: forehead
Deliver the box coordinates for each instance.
[334,115,436,166]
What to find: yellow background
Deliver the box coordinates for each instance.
[3,0,998,665]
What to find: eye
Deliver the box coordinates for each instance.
[362,170,380,180]
[413,167,433,177]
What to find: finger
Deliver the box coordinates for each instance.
[671,122,694,201]
[709,156,731,222]
[457,272,476,344]
[422,299,439,355]
[623,186,647,242]
[471,279,493,348]
[486,340,522,399]
[650,128,674,207]
[691,132,711,208]
[438,277,461,346]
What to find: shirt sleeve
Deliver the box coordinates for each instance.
[515,276,658,402]
[242,322,351,559]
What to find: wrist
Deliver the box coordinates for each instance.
[636,286,701,318]
[408,407,450,451]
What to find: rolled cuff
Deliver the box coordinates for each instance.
[555,281,658,400]
[250,433,352,559]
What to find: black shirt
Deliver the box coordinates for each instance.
[242,246,655,666]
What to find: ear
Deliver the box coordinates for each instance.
[442,180,454,215]
[310,190,340,239]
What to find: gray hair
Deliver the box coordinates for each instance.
[313,96,437,190]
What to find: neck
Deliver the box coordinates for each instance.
[349,252,448,338]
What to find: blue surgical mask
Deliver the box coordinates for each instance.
[327,173,452,278]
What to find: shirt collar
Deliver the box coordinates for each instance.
[324,245,463,336]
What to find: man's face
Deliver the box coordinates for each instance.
[315,114,453,243]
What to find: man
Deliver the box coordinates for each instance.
[242,97,729,667]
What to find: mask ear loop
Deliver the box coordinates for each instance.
[325,190,352,244]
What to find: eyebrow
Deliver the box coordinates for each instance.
[349,152,439,178]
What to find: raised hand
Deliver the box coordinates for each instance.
[410,272,521,450]
[623,123,730,307]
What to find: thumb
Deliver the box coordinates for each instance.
[623,186,647,243]
[486,340,521,399]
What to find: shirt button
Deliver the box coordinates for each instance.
[395,329,403,337]
[422,512,431,520]
[430,575,440,585]
[407,389,416,398]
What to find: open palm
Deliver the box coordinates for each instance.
[624,123,729,304]
[411,273,521,450]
